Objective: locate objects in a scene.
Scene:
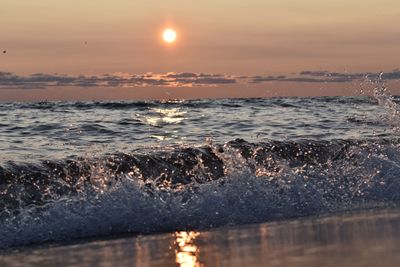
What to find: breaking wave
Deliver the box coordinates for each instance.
[1,138,400,248]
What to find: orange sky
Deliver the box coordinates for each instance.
[1,0,400,101]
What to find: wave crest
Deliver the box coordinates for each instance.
[1,138,400,248]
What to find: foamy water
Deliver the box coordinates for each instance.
[1,82,400,248]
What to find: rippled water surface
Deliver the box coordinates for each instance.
[0,96,397,161]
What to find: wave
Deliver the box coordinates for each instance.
[0,96,385,111]
[1,138,400,248]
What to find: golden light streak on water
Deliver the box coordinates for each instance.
[174,231,202,267]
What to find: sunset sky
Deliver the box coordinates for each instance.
[1,0,400,101]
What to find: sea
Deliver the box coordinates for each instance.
[1,83,400,266]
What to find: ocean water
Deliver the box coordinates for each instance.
[1,88,400,249]
[2,208,400,267]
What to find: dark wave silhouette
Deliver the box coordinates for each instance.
[1,138,400,248]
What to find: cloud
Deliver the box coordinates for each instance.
[0,71,237,90]
[165,72,198,79]
[1,69,400,90]
[250,70,400,84]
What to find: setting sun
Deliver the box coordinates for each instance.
[163,28,177,43]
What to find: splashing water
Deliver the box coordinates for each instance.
[1,92,400,248]
[372,73,400,128]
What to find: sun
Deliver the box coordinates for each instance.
[163,28,177,43]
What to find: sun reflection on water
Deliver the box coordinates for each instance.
[140,107,187,126]
[175,231,202,267]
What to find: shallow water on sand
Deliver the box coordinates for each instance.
[1,207,400,267]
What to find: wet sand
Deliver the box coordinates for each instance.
[1,207,400,267]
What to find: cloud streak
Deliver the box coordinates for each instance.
[1,70,399,90]
[251,70,400,84]
[0,72,237,90]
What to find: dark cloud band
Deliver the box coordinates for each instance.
[1,70,399,90]
[0,72,237,90]
[251,70,400,84]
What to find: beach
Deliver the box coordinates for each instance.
[2,207,400,267]
[2,1,400,265]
